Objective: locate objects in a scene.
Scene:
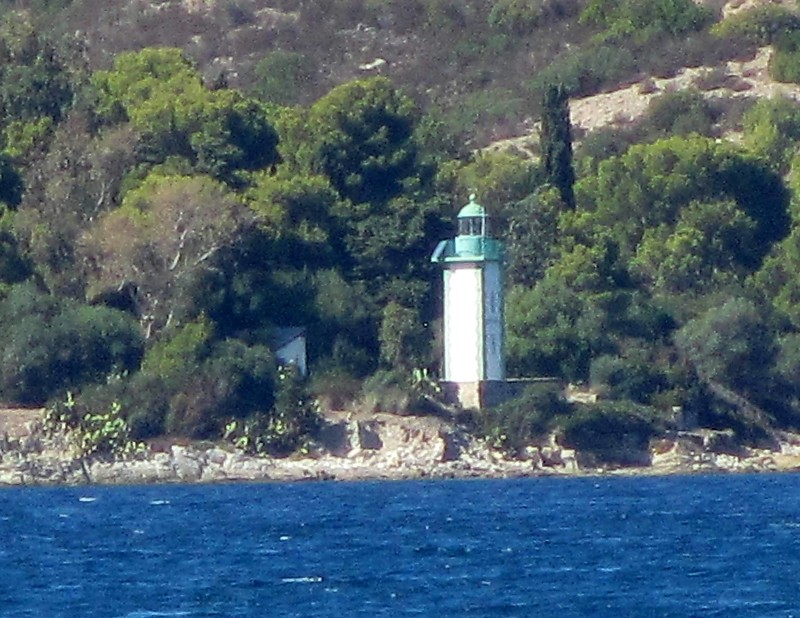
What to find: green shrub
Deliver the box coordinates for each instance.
[141,317,213,386]
[225,365,321,456]
[77,372,171,441]
[480,386,572,454]
[590,354,668,404]
[252,51,317,106]
[771,30,800,84]
[165,340,277,438]
[712,6,800,46]
[742,97,800,172]
[488,0,579,34]
[360,368,416,414]
[528,45,636,98]
[640,89,716,139]
[44,392,145,459]
[580,0,712,43]
[559,401,662,466]
[0,284,144,405]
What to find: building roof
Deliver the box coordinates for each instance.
[270,326,306,350]
[457,194,486,218]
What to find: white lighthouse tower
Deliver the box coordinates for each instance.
[431,194,505,409]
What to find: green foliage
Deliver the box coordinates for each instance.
[441,151,538,215]
[165,339,277,438]
[502,186,561,287]
[712,5,800,46]
[488,0,579,34]
[44,392,146,458]
[742,97,800,173]
[752,225,800,330]
[92,48,279,184]
[559,401,661,466]
[674,297,777,398]
[641,89,716,139]
[771,30,800,84]
[528,45,636,98]
[506,278,604,381]
[252,51,316,106]
[540,83,575,210]
[0,13,73,130]
[225,365,320,456]
[245,170,339,265]
[775,332,800,384]
[141,317,213,384]
[308,76,427,205]
[580,0,712,43]
[479,385,571,454]
[589,352,667,405]
[631,200,758,296]
[0,215,32,295]
[379,301,429,370]
[83,172,249,334]
[359,368,420,415]
[79,372,171,440]
[0,283,145,405]
[574,135,790,263]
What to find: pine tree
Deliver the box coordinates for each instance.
[540,84,576,210]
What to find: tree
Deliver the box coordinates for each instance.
[540,83,575,210]
[753,225,800,330]
[91,48,280,185]
[0,282,144,405]
[0,12,73,141]
[441,151,539,216]
[674,297,776,399]
[245,169,340,270]
[573,135,790,263]
[81,173,252,335]
[15,113,139,297]
[504,186,562,287]
[742,96,800,173]
[307,77,431,206]
[631,200,758,297]
[379,301,429,370]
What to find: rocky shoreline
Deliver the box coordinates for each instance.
[2,411,800,487]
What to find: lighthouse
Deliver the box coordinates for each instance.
[431,194,505,409]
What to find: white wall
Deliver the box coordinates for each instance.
[276,337,307,376]
[443,266,482,381]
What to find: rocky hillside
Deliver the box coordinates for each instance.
[29,0,796,149]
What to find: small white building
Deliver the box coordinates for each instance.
[431,195,505,409]
[271,327,308,376]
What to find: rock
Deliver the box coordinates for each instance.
[318,421,353,456]
[356,421,383,450]
[170,445,205,481]
[441,430,468,462]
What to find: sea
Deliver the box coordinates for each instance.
[1,474,800,617]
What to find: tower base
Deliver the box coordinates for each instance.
[442,378,564,410]
[441,381,511,410]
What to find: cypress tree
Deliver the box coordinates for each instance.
[540,84,576,210]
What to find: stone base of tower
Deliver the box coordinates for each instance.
[442,378,564,410]
[441,380,512,410]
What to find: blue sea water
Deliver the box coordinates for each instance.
[1,475,800,617]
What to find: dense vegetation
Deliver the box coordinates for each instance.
[2,0,800,460]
